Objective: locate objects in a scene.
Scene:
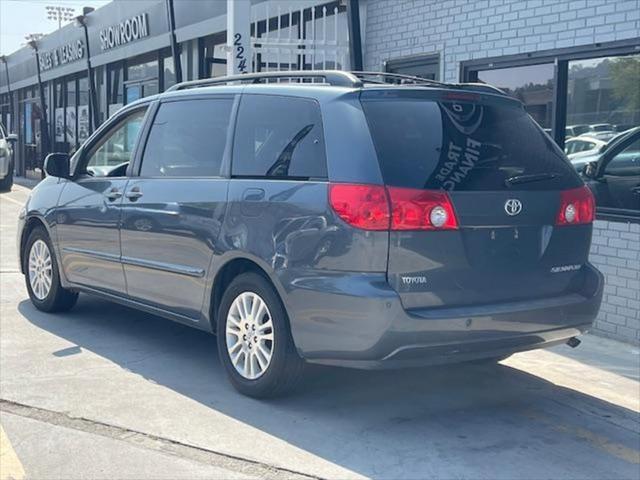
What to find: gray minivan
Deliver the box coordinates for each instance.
[18,71,603,397]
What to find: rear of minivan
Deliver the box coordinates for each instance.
[307,87,603,368]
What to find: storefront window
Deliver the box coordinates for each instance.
[126,55,159,103]
[163,55,176,90]
[66,79,77,147]
[475,63,555,129]
[77,76,90,144]
[567,54,640,138]
[108,63,124,118]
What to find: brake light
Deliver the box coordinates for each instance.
[329,183,390,230]
[556,186,595,226]
[329,183,459,231]
[387,187,459,230]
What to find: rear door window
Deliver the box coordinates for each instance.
[232,95,327,179]
[140,98,233,177]
[361,90,582,191]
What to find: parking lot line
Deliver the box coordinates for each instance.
[0,423,25,480]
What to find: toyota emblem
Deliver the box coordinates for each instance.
[504,199,523,216]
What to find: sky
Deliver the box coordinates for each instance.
[0,0,111,56]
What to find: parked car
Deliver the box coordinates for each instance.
[565,124,590,138]
[17,71,604,398]
[565,136,607,157]
[577,130,618,142]
[581,126,640,217]
[588,123,616,133]
[0,122,17,191]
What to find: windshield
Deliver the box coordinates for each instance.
[361,91,582,191]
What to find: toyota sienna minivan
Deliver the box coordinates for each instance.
[18,71,603,397]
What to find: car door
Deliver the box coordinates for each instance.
[597,135,640,213]
[56,106,149,294]
[119,96,235,319]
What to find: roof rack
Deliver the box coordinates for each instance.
[166,70,509,97]
[453,82,507,96]
[350,71,450,87]
[166,70,363,91]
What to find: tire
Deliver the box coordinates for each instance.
[216,272,304,398]
[0,169,12,192]
[24,226,78,313]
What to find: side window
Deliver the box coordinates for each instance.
[604,138,640,176]
[232,95,327,179]
[140,98,233,177]
[84,108,147,177]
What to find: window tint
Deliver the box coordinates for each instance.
[605,138,640,176]
[232,95,327,179]
[361,91,582,191]
[140,98,233,177]
[84,108,147,177]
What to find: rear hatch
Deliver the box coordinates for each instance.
[361,89,593,310]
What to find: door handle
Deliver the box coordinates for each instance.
[125,187,143,200]
[631,186,640,196]
[242,188,265,201]
[105,188,122,201]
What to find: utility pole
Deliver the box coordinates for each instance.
[76,8,99,133]
[46,5,76,29]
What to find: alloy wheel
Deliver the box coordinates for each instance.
[28,239,53,300]
[225,291,275,380]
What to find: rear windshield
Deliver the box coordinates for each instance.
[361,91,582,191]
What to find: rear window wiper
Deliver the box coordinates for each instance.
[505,172,561,187]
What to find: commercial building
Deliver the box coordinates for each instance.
[0,0,638,343]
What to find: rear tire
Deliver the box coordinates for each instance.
[216,272,304,398]
[24,226,78,313]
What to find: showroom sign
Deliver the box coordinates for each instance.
[38,40,85,71]
[99,13,149,51]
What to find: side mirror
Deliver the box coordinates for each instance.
[44,153,70,178]
[582,161,597,179]
[6,133,17,143]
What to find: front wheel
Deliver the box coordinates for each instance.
[0,169,13,192]
[24,226,78,312]
[216,272,304,398]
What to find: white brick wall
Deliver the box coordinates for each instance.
[363,0,640,82]
[590,220,640,344]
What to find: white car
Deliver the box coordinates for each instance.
[565,136,607,158]
[0,122,17,191]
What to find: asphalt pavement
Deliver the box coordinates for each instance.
[1,182,639,480]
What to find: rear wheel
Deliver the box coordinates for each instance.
[216,272,304,398]
[24,226,78,312]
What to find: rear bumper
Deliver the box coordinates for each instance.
[282,263,604,369]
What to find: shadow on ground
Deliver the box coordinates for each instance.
[18,296,640,479]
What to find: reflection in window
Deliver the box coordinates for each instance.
[85,108,147,177]
[475,63,555,128]
[567,55,640,138]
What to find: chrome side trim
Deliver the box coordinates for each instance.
[121,256,205,278]
[62,247,204,278]
[62,247,120,263]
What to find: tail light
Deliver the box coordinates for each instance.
[556,186,595,226]
[387,187,458,230]
[329,183,390,230]
[329,183,458,231]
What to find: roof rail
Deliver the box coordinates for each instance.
[351,71,450,87]
[166,70,362,91]
[454,82,507,96]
